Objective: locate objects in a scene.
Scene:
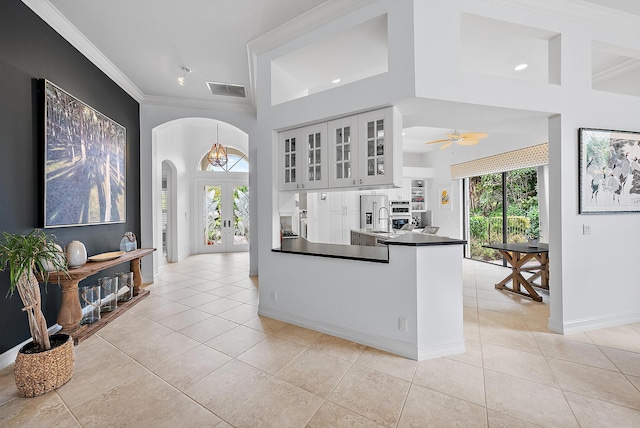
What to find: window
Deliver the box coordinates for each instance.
[199,147,248,172]
[466,167,539,263]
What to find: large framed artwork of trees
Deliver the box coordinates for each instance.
[579,128,640,214]
[42,80,126,227]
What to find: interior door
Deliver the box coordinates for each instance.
[199,181,249,253]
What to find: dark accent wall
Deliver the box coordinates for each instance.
[0,1,141,354]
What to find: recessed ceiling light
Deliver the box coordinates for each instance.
[514,63,528,71]
[177,65,191,86]
[331,78,341,84]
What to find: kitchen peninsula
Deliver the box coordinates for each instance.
[268,233,466,360]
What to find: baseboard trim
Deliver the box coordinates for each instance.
[0,324,62,370]
[418,339,466,360]
[551,311,640,335]
[258,307,464,361]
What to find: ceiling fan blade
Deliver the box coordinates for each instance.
[459,132,488,140]
[457,139,480,146]
[440,141,454,150]
[425,138,451,145]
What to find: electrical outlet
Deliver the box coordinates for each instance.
[583,224,591,235]
[398,317,407,331]
[270,291,278,302]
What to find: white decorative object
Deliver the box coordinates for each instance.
[65,240,87,268]
[40,243,64,272]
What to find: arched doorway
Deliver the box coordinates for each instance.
[151,117,250,265]
[161,160,178,264]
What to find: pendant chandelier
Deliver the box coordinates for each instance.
[207,124,228,167]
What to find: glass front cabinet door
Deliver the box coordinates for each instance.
[300,123,328,190]
[281,106,401,191]
[328,115,359,188]
[279,129,300,191]
[358,107,398,187]
[279,123,328,191]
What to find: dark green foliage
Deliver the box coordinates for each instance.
[468,167,540,260]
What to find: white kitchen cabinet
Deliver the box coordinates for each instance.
[357,107,401,187]
[279,129,300,191]
[279,123,328,191]
[328,115,359,188]
[328,107,402,189]
[329,191,360,244]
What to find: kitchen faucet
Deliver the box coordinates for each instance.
[378,206,390,232]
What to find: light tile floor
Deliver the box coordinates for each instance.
[2,254,640,427]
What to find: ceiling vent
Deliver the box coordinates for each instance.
[206,81,247,98]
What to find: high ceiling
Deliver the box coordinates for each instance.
[26,0,640,154]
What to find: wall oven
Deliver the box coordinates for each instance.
[389,200,410,229]
[390,200,410,216]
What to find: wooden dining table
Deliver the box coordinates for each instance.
[482,242,549,302]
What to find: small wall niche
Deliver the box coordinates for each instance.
[460,13,560,85]
[592,41,640,97]
[271,14,388,106]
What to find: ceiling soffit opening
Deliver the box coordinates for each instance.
[460,13,560,85]
[592,41,640,97]
[271,14,388,106]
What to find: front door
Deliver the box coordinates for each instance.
[199,181,249,253]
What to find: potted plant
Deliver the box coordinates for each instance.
[526,221,540,247]
[0,229,74,397]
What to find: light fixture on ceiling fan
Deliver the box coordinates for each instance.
[425,130,488,150]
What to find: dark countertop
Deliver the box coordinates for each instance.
[382,233,466,246]
[482,242,549,253]
[273,238,389,263]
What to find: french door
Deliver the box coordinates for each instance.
[198,180,249,253]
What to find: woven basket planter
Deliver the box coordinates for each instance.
[14,333,74,398]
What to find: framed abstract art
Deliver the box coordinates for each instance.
[579,127,640,214]
[42,80,126,227]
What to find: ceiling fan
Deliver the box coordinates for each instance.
[425,130,488,150]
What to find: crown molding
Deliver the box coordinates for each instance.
[21,0,145,102]
[592,58,640,84]
[142,95,257,115]
[481,0,640,31]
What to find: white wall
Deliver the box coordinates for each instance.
[256,0,420,347]
[255,0,640,339]
[412,0,640,333]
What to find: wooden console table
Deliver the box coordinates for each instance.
[482,243,549,302]
[40,248,156,344]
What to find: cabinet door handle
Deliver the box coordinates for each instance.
[359,179,362,184]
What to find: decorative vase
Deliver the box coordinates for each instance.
[528,238,539,247]
[119,232,137,252]
[65,240,87,268]
[39,243,64,272]
[14,333,74,398]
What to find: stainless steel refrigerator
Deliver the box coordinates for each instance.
[360,195,389,230]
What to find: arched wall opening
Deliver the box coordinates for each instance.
[152,117,250,271]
